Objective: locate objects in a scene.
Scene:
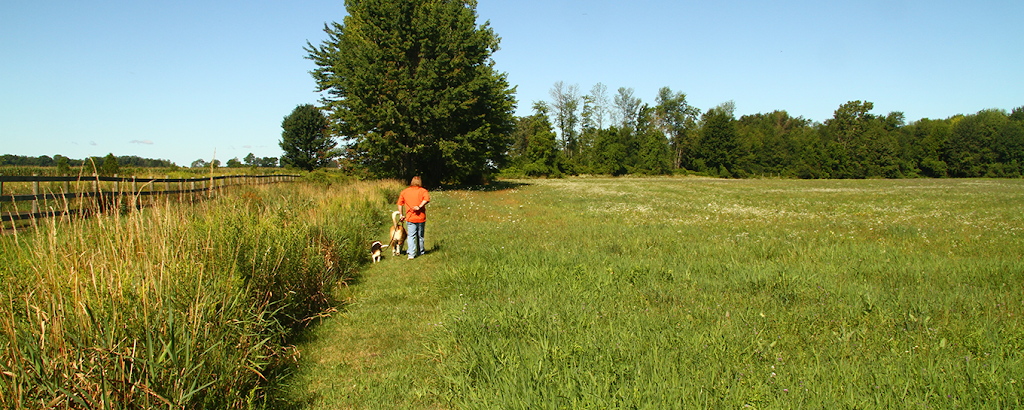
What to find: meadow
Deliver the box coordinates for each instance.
[284,177,1023,409]
[2,176,1021,408]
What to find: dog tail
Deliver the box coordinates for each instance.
[392,210,402,226]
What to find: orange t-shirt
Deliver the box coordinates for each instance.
[398,186,430,223]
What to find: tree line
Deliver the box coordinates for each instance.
[1,154,173,176]
[505,82,1024,179]
[1,154,173,169]
[298,0,1022,182]
[1,153,281,175]
[190,153,280,169]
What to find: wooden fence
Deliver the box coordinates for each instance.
[1,174,299,223]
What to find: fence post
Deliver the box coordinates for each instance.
[31,174,40,216]
[92,174,100,213]
[114,174,120,213]
[61,180,69,213]
[190,180,196,203]
[132,176,138,211]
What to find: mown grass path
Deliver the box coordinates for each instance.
[278,182,538,409]
[281,177,1024,409]
[276,233,448,408]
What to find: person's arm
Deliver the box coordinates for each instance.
[413,191,429,212]
[397,195,406,221]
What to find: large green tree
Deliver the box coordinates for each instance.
[509,102,561,176]
[279,104,336,171]
[306,0,516,185]
[734,110,812,176]
[944,109,1006,177]
[613,87,641,131]
[633,106,672,175]
[654,87,700,170]
[549,81,581,159]
[699,101,738,176]
[100,153,120,176]
[821,100,902,178]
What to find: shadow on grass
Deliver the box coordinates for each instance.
[262,239,446,409]
[259,257,377,409]
[436,179,530,192]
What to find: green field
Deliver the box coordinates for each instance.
[283,177,1023,409]
[3,177,1022,409]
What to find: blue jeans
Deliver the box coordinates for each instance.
[406,221,425,258]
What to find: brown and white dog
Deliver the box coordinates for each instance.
[370,241,385,263]
[389,210,407,256]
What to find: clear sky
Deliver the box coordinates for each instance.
[2,0,1021,166]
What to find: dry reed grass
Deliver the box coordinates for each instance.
[0,178,402,409]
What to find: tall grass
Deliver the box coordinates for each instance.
[422,178,1023,408]
[0,179,403,409]
[1,166,301,230]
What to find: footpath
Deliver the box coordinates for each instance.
[276,245,447,409]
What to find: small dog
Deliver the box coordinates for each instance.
[370,241,386,263]
[389,211,407,256]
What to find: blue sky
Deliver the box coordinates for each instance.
[2,0,1021,166]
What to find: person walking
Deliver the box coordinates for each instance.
[397,176,430,259]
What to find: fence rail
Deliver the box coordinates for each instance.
[1,173,299,223]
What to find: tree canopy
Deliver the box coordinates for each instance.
[279,104,336,171]
[305,0,516,185]
[510,79,1022,179]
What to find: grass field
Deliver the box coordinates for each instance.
[282,177,1023,409]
